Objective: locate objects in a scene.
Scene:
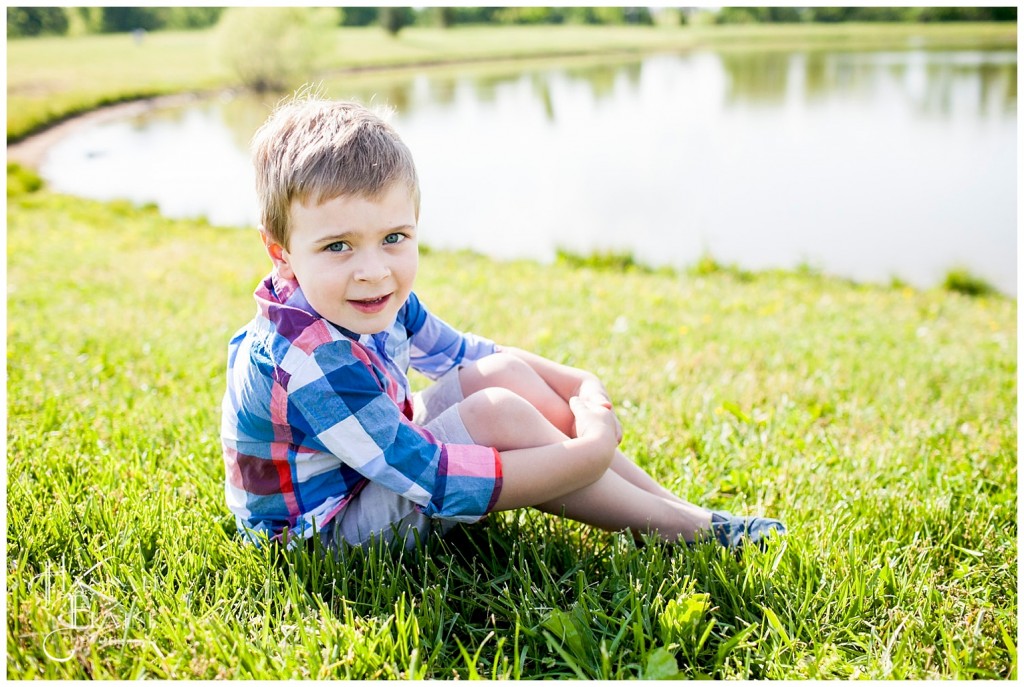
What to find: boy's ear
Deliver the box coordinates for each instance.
[259,225,294,280]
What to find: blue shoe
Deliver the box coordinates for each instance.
[709,510,786,550]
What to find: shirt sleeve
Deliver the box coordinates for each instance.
[402,291,498,381]
[287,338,502,521]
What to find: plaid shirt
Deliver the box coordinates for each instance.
[221,271,502,545]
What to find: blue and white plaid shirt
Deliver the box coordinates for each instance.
[221,271,502,545]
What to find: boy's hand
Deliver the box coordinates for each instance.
[578,377,622,443]
[569,396,621,447]
[578,376,612,408]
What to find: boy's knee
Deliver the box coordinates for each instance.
[457,388,559,450]
[460,387,530,422]
[461,352,535,393]
[487,351,533,378]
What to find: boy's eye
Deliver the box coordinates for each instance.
[325,241,349,253]
[384,233,406,245]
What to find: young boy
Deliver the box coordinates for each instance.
[221,97,785,552]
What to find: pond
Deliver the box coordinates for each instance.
[39,47,1017,294]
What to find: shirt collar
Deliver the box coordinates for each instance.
[259,270,365,341]
[267,269,310,313]
[258,268,393,344]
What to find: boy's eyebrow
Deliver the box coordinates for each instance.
[314,230,355,245]
[313,224,416,245]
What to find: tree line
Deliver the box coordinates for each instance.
[7,6,1017,39]
[713,6,1016,24]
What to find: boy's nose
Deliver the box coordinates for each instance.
[354,251,391,282]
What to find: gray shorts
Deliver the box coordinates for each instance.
[321,367,473,552]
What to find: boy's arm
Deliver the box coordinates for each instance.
[492,396,619,510]
[291,341,504,522]
[405,292,498,379]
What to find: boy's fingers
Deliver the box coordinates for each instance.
[570,396,607,419]
[580,389,613,410]
[569,396,593,416]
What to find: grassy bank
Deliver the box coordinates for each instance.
[7,22,1016,141]
[7,175,1016,678]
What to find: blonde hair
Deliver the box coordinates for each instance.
[251,96,420,247]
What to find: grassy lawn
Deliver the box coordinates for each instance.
[7,22,1015,141]
[6,173,1016,678]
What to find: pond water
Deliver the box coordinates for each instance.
[40,47,1017,294]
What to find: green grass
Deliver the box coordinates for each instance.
[7,178,1016,678]
[7,22,1015,141]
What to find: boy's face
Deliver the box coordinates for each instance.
[263,183,419,335]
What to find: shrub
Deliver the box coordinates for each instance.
[7,162,43,197]
[943,268,996,297]
[216,7,338,92]
[555,248,652,273]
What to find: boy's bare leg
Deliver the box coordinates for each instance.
[457,387,712,543]
[459,353,695,507]
[458,353,576,436]
[536,468,712,543]
[608,452,694,507]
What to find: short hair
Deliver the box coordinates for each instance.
[251,97,420,248]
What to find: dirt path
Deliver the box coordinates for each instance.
[7,93,200,169]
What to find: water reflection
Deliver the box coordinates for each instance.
[721,51,792,103]
[719,48,1017,118]
[39,48,1016,294]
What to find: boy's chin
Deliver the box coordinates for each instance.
[334,311,398,337]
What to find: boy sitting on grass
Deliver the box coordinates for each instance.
[220,97,785,553]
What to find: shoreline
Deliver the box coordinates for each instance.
[7,92,203,169]
[6,49,647,170]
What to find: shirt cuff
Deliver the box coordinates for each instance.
[422,444,503,522]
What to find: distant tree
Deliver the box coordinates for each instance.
[65,7,104,35]
[558,6,597,24]
[7,7,69,37]
[714,5,1015,24]
[561,7,633,25]
[716,7,771,24]
[494,7,558,25]
[98,7,168,33]
[466,6,655,26]
[621,7,654,25]
[805,7,1020,23]
[162,7,224,30]
[918,6,1016,22]
[423,7,457,27]
[806,7,859,23]
[380,6,415,35]
[990,7,1018,21]
[652,7,688,26]
[341,6,378,26]
[216,7,339,91]
[837,7,914,22]
[764,6,805,22]
[447,7,503,25]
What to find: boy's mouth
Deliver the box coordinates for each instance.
[349,294,392,314]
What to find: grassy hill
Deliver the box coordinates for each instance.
[6,172,1016,678]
